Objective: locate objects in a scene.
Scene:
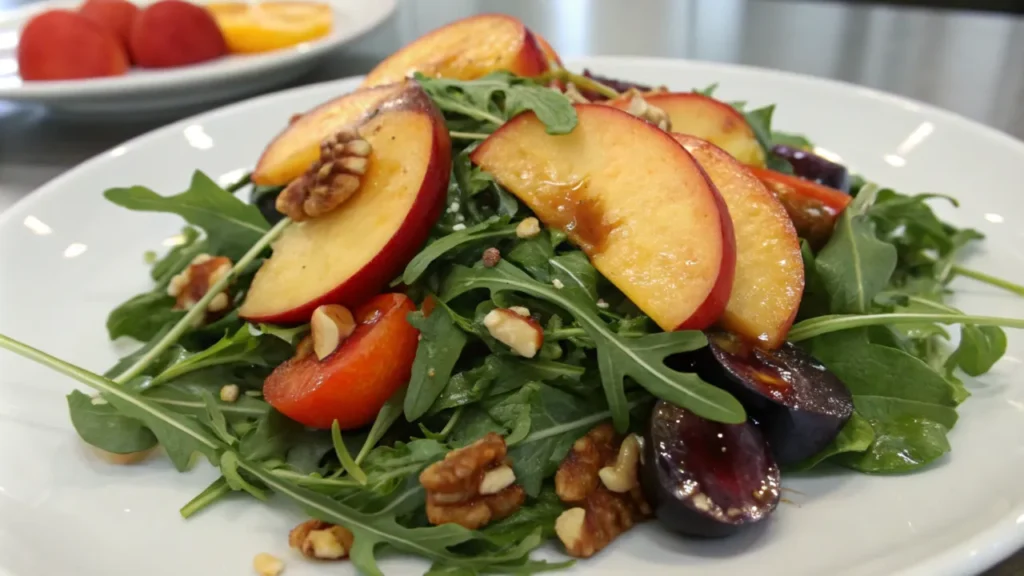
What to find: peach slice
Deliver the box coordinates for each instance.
[472,104,735,332]
[609,92,766,167]
[534,32,562,67]
[239,85,451,324]
[361,14,549,88]
[674,135,803,348]
[252,82,409,186]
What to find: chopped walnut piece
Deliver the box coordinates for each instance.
[166,254,233,323]
[621,88,672,132]
[553,423,650,558]
[289,519,354,561]
[276,126,372,222]
[483,308,544,358]
[419,432,526,529]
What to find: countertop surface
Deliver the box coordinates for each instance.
[1,0,1023,573]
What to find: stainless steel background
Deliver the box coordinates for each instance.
[0,1,1022,573]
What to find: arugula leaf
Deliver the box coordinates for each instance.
[804,329,958,472]
[104,171,270,260]
[815,185,897,314]
[503,87,578,134]
[452,384,535,447]
[332,421,368,485]
[67,390,158,454]
[106,292,184,341]
[481,489,562,547]
[949,324,1006,376]
[238,408,302,462]
[1,335,549,576]
[738,104,792,173]
[404,219,517,285]
[442,261,744,428]
[506,384,612,496]
[837,417,951,474]
[150,226,203,285]
[771,131,813,150]
[144,379,269,420]
[148,327,287,387]
[356,385,408,465]
[405,307,470,421]
[249,322,308,346]
[415,72,578,135]
[789,412,874,471]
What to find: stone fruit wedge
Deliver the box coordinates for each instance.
[609,92,766,166]
[239,84,451,324]
[675,134,804,349]
[472,104,736,331]
[252,82,410,186]
[361,14,550,88]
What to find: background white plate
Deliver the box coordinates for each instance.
[1,58,1023,576]
[0,0,395,115]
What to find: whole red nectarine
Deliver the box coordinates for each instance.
[17,9,129,80]
[130,0,227,68]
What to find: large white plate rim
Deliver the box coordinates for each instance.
[0,57,1022,576]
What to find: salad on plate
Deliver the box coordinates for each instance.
[4,13,1024,576]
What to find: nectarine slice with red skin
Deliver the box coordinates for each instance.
[240,86,451,324]
[610,93,766,167]
[130,0,227,68]
[17,10,129,81]
[361,14,549,88]
[674,135,804,349]
[534,32,562,67]
[472,104,736,332]
[252,82,409,187]
[79,0,139,53]
[264,293,419,430]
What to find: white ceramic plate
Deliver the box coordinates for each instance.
[0,0,394,116]
[2,57,1024,576]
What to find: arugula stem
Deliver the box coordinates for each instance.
[448,131,490,141]
[536,69,621,100]
[180,477,231,518]
[519,397,649,445]
[951,265,1024,297]
[225,172,252,194]
[332,421,368,485]
[0,333,222,452]
[113,218,292,384]
[545,327,587,341]
[439,101,504,126]
[788,313,1024,342]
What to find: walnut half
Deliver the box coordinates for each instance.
[289,519,354,561]
[419,432,525,530]
[553,424,651,558]
[276,127,372,222]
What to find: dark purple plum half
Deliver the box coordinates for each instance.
[772,145,850,192]
[580,69,654,100]
[642,400,781,539]
[697,332,854,465]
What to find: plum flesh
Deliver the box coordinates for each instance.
[772,144,850,192]
[697,332,854,465]
[642,400,780,538]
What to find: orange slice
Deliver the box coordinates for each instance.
[207,2,333,54]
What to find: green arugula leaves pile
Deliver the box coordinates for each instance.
[1,69,1023,576]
